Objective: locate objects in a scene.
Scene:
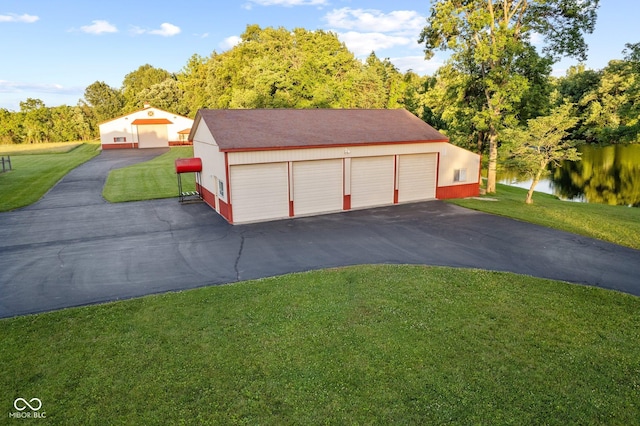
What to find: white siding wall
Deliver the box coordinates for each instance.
[437,144,481,186]
[99,107,193,147]
[227,143,449,165]
[192,123,226,203]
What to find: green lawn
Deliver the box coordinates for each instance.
[1,265,638,424]
[447,184,640,250]
[102,147,196,202]
[0,143,100,212]
[0,141,85,155]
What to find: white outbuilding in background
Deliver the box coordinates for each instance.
[99,104,193,150]
[189,108,481,224]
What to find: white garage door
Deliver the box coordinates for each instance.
[350,156,394,209]
[293,159,343,216]
[138,124,168,148]
[230,163,289,223]
[397,153,437,203]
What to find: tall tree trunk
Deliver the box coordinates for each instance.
[486,127,498,194]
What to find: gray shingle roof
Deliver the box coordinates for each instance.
[192,109,447,151]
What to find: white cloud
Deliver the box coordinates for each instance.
[80,20,118,35]
[325,8,424,34]
[336,31,415,56]
[0,13,39,23]
[220,36,242,50]
[149,22,181,37]
[131,22,181,37]
[390,55,445,75]
[529,32,543,45]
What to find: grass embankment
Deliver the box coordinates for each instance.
[447,184,640,250]
[1,265,638,424]
[0,143,100,212]
[102,146,196,202]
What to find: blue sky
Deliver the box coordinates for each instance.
[1,0,639,111]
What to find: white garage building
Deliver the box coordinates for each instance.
[189,109,480,224]
[99,104,194,150]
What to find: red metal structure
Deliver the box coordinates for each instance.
[175,158,202,203]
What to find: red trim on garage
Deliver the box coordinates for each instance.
[224,152,233,223]
[288,162,294,217]
[436,183,480,199]
[435,152,440,189]
[199,183,233,224]
[219,139,449,153]
[131,118,173,125]
[343,194,351,210]
[102,143,138,150]
[393,155,399,204]
[218,198,232,222]
[198,183,216,209]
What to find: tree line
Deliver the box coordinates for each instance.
[1,10,638,170]
[0,26,427,145]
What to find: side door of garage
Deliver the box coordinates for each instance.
[350,156,395,209]
[229,163,289,223]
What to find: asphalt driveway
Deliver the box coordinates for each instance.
[0,150,639,318]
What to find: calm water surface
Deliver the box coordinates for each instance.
[500,144,640,207]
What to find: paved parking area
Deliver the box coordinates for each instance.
[1,150,639,318]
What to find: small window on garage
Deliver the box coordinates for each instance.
[218,179,225,198]
[454,168,467,182]
[114,137,127,142]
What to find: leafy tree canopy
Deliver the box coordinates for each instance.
[419,0,599,193]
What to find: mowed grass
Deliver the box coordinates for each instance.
[1,265,639,424]
[0,143,100,212]
[102,147,196,202]
[0,141,86,155]
[448,184,640,250]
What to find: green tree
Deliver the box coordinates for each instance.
[177,54,210,116]
[83,81,125,123]
[0,109,24,144]
[135,78,186,115]
[420,0,599,194]
[20,98,52,143]
[203,25,389,109]
[122,64,173,111]
[502,103,580,204]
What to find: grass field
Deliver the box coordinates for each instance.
[102,147,196,202]
[1,265,638,424]
[447,184,640,250]
[0,143,100,212]
[0,141,86,155]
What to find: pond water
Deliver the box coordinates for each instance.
[499,144,640,207]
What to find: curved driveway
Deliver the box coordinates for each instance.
[0,150,639,318]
